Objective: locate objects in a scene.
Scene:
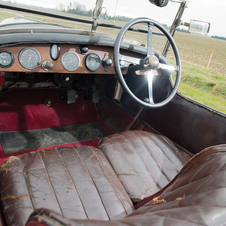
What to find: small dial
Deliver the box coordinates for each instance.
[85,53,101,72]
[61,51,80,72]
[50,44,60,61]
[19,47,41,70]
[0,50,14,68]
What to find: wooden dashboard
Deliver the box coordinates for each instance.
[0,44,117,74]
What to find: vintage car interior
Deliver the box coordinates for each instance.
[0,0,226,225]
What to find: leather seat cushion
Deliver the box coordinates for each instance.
[99,130,188,202]
[26,145,226,226]
[0,146,134,226]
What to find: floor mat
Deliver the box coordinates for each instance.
[0,123,108,154]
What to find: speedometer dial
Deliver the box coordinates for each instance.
[61,51,80,72]
[19,47,41,70]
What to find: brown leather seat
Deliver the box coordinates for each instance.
[0,146,134,226]
[99,130,188,202]
[26,144,226,226]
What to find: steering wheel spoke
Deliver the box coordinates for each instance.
[147,71,154,104]
[158,63,179,71]
[147,23,154,56]
[119,54,142,65]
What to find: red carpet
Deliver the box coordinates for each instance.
[0,88,113,164]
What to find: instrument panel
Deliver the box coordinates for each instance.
[19,47,41,70]
[0,44,117,74]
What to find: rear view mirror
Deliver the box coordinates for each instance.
[188,20,211,35]
[149,0,169,7]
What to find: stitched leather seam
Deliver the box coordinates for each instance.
[89,146,130,215]
[56,148,88,219]
[146,132,180,173]
[160,135,187,164]
[118,133,162,190]
[130,131,171,182]
[18,157,35,211]
[72,146,110,220]
[105,136,152,197]
[39,150,64,216]
[153,134,187,166]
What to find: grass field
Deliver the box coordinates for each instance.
[0,6,225,113]
[172,32,226,113]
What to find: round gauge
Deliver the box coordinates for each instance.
[50,44,60,61]
[85,53,101,72]
[19,47,41,70]
[0,50,14,68]
[61,51,80,72]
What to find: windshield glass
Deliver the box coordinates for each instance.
[0,0,178,24]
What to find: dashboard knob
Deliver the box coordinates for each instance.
[80,45,88,54]
[42,61,53,71]
[104,58,112,66]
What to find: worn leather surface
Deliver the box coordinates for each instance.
[0,146,134,226]
[99,130,187,202]
[26,145,226,226]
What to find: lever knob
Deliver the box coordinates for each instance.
[104,58,112,66]
[42,61,54,71]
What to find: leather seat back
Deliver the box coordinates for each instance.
[0,146,134,226]
[27,145,226,226]
[99,130,188,202]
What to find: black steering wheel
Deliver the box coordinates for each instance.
[114,17,181,108]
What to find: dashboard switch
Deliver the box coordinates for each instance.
[42,61,54,71]
[102,53,112,71]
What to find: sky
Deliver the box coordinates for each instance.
[3,0,226,37]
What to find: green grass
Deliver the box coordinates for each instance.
[174,32,226,74]
[181,61,226,99]
[0,7,225,113]
[179,83,226,114]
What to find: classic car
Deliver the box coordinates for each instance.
[0,0,225,225]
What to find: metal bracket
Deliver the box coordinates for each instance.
[102,53,112,71]
[92,0,105,31]
[162,0,188,57]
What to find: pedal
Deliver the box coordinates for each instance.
[67,89,76,104]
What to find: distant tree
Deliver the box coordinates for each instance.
[211,35,226,41]
[162,24,169,29]
[178,28,189,33]
[67,2,72,11]
[107,15,132,22]
[56,3,65,11]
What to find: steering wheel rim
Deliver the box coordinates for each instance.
[114,17,181,108]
